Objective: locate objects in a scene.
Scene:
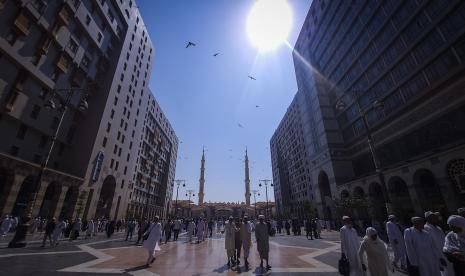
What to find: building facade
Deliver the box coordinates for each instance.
[272,0,465,223]
[0,0,177,221]
[126,91,178,220]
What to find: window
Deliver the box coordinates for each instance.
[117,85,121,93]
[106,122,111,132]
[102,137,108,147]
[67,39,78,53]
[114,96,118,106]
[16,124,28,139]
[85,15,91,25]
[30,105,41,119]
[110,158,114,168]
[81,55,90,69]
[97,32,102,42]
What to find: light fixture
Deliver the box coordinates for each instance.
[44,98,56,109]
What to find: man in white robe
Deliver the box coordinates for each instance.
[52,219,66,246]
[224,216,236,267]
[255,215,271,271]
[142,217,161,266]
[340,216,363,276]
[359,227,393,276]
[404,216,442,276]
[0,215,12,237]
[197,218,206,243]
[386,214,407,270]
[187,219,195,243]
[424,211,454,276]
[241,216,253,269]
[86,219,95,239]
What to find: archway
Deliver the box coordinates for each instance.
[368,182,387,220]
[447,159,465,192]
[340,190,350,199]
[353,186,369,220]
[39,182,62,219]
[388,176,414,224]
[11,176,38,218]
[318,171,333,220]
[0,168,14,213]
[59,186,78,219]
[96,175,116,219]
[413,169,446,213]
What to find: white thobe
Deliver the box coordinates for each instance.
[0,218,12,236]
[87,221,95,237]
[197,221,205,241]
[143,223,161,258]
[340,225,363,276]
[424,223,455,276]
[404,227,442,276]
[224,223,236,258]
[52,221,66,245]
[386,221,406,267]
[187,222,195,241]
[358,237,392,276]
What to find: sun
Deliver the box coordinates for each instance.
[246,0,293,51]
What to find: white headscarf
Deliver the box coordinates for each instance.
[447,215,465,230]
[366,227,377,237]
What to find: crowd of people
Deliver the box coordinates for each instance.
[340,207,465,276]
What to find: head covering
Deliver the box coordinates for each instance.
[366,227,377,237]
[424,211,435,219]
[447,215,465,230]
[411,217,424,224]
[342,216,351,220]
[458,207,465,214]
[258,215,265,219]
[388,215,396,220]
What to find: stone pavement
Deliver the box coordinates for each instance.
[0,230,407,275]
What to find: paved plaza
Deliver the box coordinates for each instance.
[0,231,407,276]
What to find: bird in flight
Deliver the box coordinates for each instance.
[238,123,244,128]
[248,75,256,80]
[213,53,220,56]
[186,41,196,48]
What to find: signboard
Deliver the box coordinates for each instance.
[91,150,104,183]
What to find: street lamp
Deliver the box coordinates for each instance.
[9,87,89,248]
[259,179,273,219]
[251,189,260,218]
[186,189,195,218]
[335,90,391,213]
[173,180,186,217]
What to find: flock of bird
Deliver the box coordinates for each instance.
[185,41,260,130]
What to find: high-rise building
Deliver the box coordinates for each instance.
[126,90,178,220]
[272,0,465,222]
[270,90,314,218]
[0,0,177,221]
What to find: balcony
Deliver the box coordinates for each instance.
[57,6,71,26]
[56,53,71,73]
[13,11,31,36]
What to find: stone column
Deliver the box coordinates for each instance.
[32,180,50,217]
[53,186,69,219]
[2,174,26,215]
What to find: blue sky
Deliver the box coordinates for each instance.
[137,0,312,203]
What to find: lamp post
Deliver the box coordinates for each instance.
[259,179,273,218]
[9,87,89,248]
[173,180,185,217]
[251,189,260,218]
[186,189,195,218]
[335,90,392,213]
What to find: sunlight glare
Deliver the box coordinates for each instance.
[247,0,293,51]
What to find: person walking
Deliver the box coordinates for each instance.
[86,219,95,239]
[137,219,148,245]
[197,218,206,243]
[386,214,407,270]
[41,218,56,247]
[285,220,291,235]
[0,215,12,237]
[305,219,313,240]
[358,227,393,276]
[234,218,242,265]
[424,211,453,275]
[143,217,161,267]
[443,215,465,276]
[187,219,195,243]
[224,216,236,267]
[208,219,214,238]
[241,216,253,269]
[52,218,66,246]
[126,220,135,241]
[164,219,172,243]
[340,216,363,276]
[404,216,442,276]
[173,218,182,241]
[255,215,271,271]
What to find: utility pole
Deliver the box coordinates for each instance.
[259,179,273,218]
[251,189,260,218]
[174,180,185,217]
[186,189,195,218]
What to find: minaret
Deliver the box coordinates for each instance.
[244,147,251,205]
[198,147,205,205]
